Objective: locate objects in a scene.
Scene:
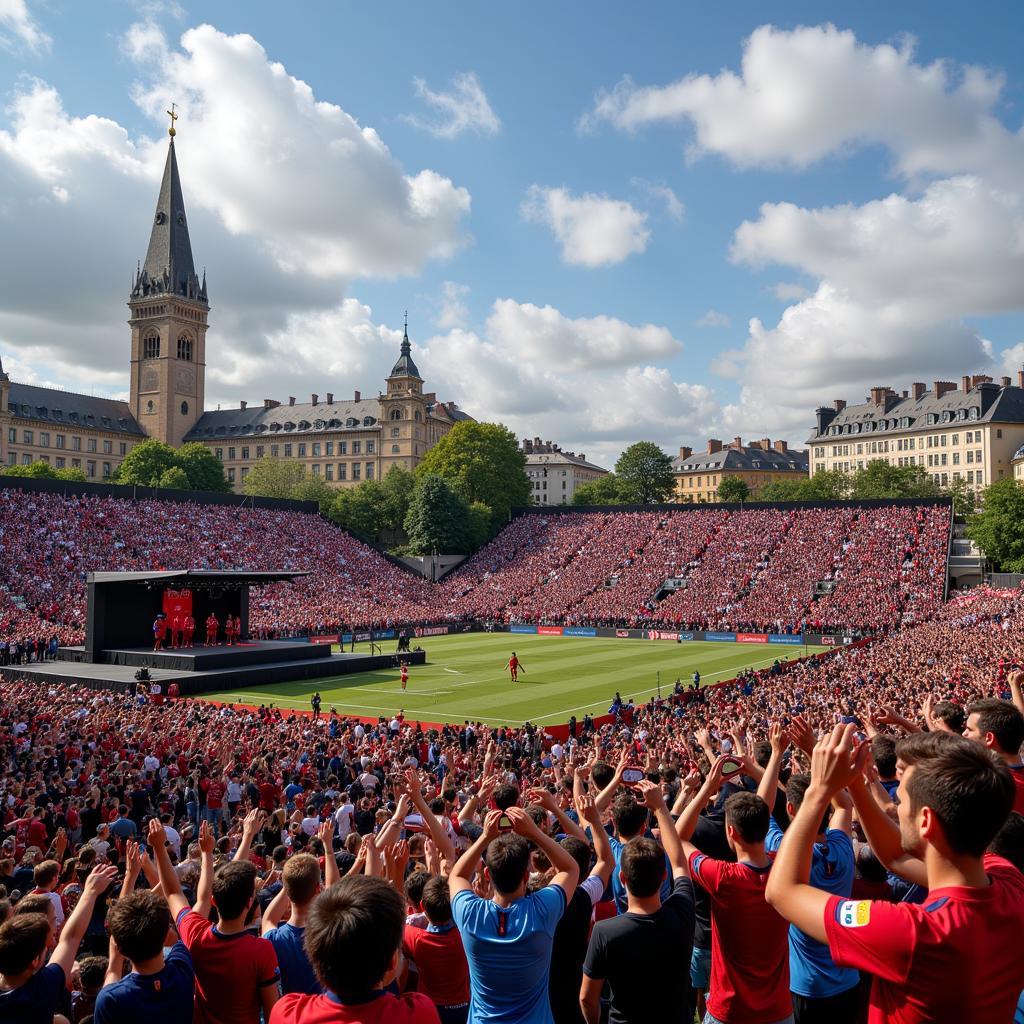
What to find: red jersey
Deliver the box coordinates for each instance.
[824,855,1024,1024]
[270,990,438,1024]
[403,922,469,1008]
[176,909,280,1024]
[689,851,791,1024]
[206,781,226,811]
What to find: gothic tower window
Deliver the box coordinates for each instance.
[390,408,402,420]
[144,333,161,359]
[177,334,193,361]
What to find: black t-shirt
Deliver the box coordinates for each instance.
[583,876,695,1024]
[549,880,601,1024]
[690,808,734,950]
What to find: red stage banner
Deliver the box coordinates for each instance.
[162,588,193,621]
[736,633,769,643]
[537,625,564,636]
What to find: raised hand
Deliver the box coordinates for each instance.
[635,778,666,810]
[84,863,119,897]
[788,714,815,756]
[810,723,871,797]
[198,819,215,855]
[576,790,600,827]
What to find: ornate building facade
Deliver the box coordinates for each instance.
[0,126,467,489]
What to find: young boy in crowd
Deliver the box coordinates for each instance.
[270,875,440,1024]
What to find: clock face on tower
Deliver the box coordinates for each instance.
[176,367,195,392]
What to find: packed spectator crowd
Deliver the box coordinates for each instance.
[2,581,1024,1023]
[0,490,951,657]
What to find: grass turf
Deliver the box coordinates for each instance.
[201,633,824,727]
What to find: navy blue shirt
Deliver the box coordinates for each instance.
[93,942,194,1024]
[0,962,65,1024]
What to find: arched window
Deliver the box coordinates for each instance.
[180,401,189,416]
[146,400,155,413]
[414,410,422,421]
[391,427,400,438]
[177,335,193,361]
[390,408,402,420]
[143,333,160,359]
[391,444,400,454]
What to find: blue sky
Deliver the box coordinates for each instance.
[1,1,1023,464]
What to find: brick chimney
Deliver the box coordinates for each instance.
[1018,368,1024,388]
[972,374,993,388]
[911,382,926,400]
[354,390,361,402]
[869,386,888,406]
[933,381,955,399]
[326,392,333,404]
[834,399,846,412]
[678,446,692,459]
[1002,376,1012,387]
[760,437,771,450]
[264,399,280,409]
[773,439,789,453]
[311,393,319,406]
[240,400,247,411]
[707,438,723,454]
[288,396,296,407]
[961,375,972,393]
[731,436,743,449]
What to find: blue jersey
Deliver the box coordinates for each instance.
[452,884,566,1024]
[766,818,858,998]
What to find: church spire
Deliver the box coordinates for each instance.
[389,311,422,379]
[131,115,206,303]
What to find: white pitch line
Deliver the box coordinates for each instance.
[524,652,803,724]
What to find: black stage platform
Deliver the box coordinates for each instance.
[2,645,426,696]
[59,639,331,671]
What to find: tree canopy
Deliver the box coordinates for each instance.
[404,473,472,554]
[415,421,529,527]
[572,473,622,506]
[114,438,230,491]
[717,477,750,503]
[614,442,676,504]
[241,457,307,499]
[0,462,86,482]
[967,478,1024,571]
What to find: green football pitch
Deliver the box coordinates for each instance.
[201,633,824,727]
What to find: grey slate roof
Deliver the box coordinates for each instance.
[389,329,422,379]
[185,399,382,441]
[130,139,207,303]
[7,382,144,436]
[526,452,609,473]
[806,382,1024,443]
[672,446,809,472]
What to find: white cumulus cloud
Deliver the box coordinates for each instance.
[522,185,650,267]
[404,71,500,140]
[0,0,50,53]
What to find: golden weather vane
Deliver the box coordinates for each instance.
[167,102,178,137]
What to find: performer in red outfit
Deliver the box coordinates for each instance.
[505,652,524,683]
[170,613,183,650]
[205,612,219,646]
[225,615,236,646]
[153,613,167,651]
[183,613,195,648]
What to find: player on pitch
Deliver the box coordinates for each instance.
[400,661,409,691]
[505,651,525,683]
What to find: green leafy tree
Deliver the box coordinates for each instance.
[614,442,675,504]
[404,473,471,554]
[0,461,86,482]
[242,457,307,499]
[755,479,808,502]
[157,466,190,489]
[466,500,493,550]
[175,442,231,492]
[572,473,621,506]
[415,422,530,526]
[290,476,337,511]
[379,465,416,534]
[967,478,1024,571]
[113,439,178,486]
[803,469,851,500]
[848,460,938,499]
[717,477,751,503]
[329,481,386,538]
[54,467,87,482]
[942,475,977,517]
